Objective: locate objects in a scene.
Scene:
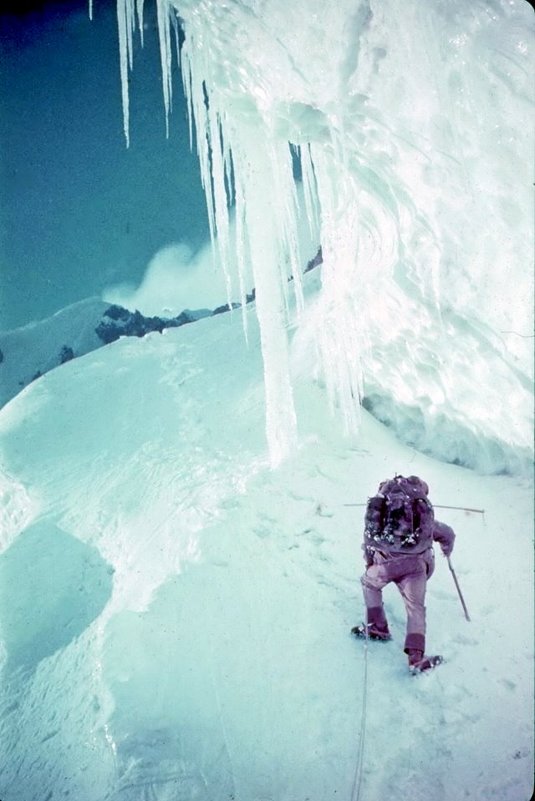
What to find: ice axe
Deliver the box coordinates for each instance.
[447,556,471,622]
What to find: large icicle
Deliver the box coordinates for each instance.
[237,130,298,464]
[310,146,364,431]
[174,2,302,463]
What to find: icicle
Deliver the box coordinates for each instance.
[310,143,363,432]
[136,0,145,47]
[281,144,305,316]
[179,33,194,151]
[88,0,93,21]
[237,128,298,466]
[116,0,131,147]
[207,109,232,304]
[300,143,320,239]
[172,12,181,82]
[181,34,237,311]
[125,0,134,71]
[234,179,250,342]
[168,4,303,464]
[179,37,214,242]
[156,0,173,138]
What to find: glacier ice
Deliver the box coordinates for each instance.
[116,0,534,468]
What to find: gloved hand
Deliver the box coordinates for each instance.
[441,543,453,557]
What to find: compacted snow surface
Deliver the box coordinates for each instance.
[0,293,533,801]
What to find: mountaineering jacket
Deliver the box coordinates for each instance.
[430,520,455,557]
[364,520,455,565]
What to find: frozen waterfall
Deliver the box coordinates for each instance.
[116,0,534,471]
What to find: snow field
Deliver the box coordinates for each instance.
[0,303,532,801]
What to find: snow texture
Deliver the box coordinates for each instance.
[0,284,533,801]
[0,299,213,409]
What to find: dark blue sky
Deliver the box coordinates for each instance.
[0,0,209,329]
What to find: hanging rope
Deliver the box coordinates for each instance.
[350,626,369,801]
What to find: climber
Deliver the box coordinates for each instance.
[352,475,455,673]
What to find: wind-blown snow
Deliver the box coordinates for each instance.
[0,284,532,800]
[103,241,229,316]
[117,0,534,469]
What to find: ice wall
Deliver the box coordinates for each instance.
[117,0,534,470]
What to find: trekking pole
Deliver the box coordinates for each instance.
[447,557,471,622]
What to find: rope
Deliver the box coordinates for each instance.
[343,502,485,514]
[350,626,369,801]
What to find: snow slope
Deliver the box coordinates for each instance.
[0,296,216,409]
[0,287,532,801]
[2,257,531,474]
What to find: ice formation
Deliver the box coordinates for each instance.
[116,0,534,468]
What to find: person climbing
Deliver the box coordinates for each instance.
[352,475,455,674]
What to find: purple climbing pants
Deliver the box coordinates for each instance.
[361,549,435,653]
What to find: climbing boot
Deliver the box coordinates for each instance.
[351,623,392,641]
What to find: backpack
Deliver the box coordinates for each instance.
[364,475,434,558]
